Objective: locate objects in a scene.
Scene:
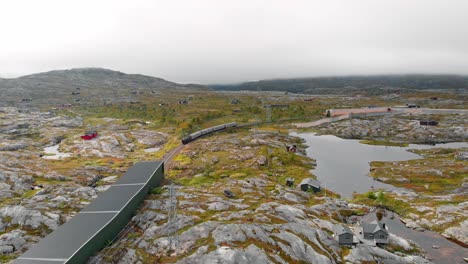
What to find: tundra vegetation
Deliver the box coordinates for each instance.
[0,86,465,263]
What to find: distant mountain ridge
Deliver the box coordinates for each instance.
[0,68,200,105]
[211,74,468,94]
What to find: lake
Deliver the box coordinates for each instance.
[291,132,468,263]
[291,132,468,199]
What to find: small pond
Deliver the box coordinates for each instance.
[43,145,71,160]
[291,132,468,199]
[292,132,468,263]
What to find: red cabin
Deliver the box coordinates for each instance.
[81,130,98,140]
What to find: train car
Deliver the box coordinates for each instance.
[181,122,237,144]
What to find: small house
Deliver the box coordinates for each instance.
[81,130,98,140]
[224,189,234,198]
[334,224,355,246]
[361,220,388,244]
[299,178,321,193]
[420,120,438,126]
[286,177,295,187]
[406,103,420,108]
[286,145,297,153]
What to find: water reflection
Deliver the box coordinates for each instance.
[291,132,467,199]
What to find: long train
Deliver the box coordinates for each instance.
[181,122,237,144]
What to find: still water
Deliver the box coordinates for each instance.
[292,132,468,199]
[292,132,468,263]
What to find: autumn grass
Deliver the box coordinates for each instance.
[352,191,413,216]
[369,147,467,195]
[359,139,408,147]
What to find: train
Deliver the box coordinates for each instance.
[181,122,237,144]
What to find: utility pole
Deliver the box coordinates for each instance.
[167,183,178,253]
[265,104,272,123]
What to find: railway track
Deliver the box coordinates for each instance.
[89,118,306,262]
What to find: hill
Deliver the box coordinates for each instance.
[211,74,468,94]
[0,68,199,106]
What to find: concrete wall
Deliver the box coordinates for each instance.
[68,162,165,263]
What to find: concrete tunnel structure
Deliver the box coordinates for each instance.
[14,161,164,264]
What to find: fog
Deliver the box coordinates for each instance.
[1,0,467,84]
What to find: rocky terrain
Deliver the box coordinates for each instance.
[0,107,170,261]
[89,131,431,263]
[367,147,468,245]
[92,179,429,264]
[0,68,201,107]
[317,113,467,144]
[0,106,438,263]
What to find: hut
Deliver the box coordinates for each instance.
[286,178,295,187]
[361,220,388,245]
[299,178,321,193]
[420,120,438,126]
[334,224,355,246]
[81,130,98,140]
[286,145,297,153]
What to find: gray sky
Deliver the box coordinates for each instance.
[1,0,468,84]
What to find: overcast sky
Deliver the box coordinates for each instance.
[1,0,468,84]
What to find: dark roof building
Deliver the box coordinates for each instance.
[334,224,355,245]
[14,161,164,264]
[361,220,389,245]
[419,120,438,126]
[299,178,321,193]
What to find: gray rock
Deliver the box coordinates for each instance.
[207,202,230,211]
[0,245,14,254]
[0,143,28,151]
[0,218,5,232]
[274,204,306,222]
[71,187,97,200]
[273,231,331,264]
[346,244,431,264]
[0,205,59,229]
[0,230,27,253]
[131,130,168,146]
[119,248,140,263]
[212,224,247,244]
[283,192,302,203]
[257,155,267,166]
[177,245,273,264]
[443,219,468,245]
[436,204,459,214]
[144,215,197,238]
[49,117,83,128]
[134,211,167,230]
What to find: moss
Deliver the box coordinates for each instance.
[353,192,412,216]
[150,186,164,195]
[360,140,408,147]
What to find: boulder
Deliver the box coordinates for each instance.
[0,230,27,254]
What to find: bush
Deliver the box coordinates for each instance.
[367,192,377,200]
[151,187,164,195]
